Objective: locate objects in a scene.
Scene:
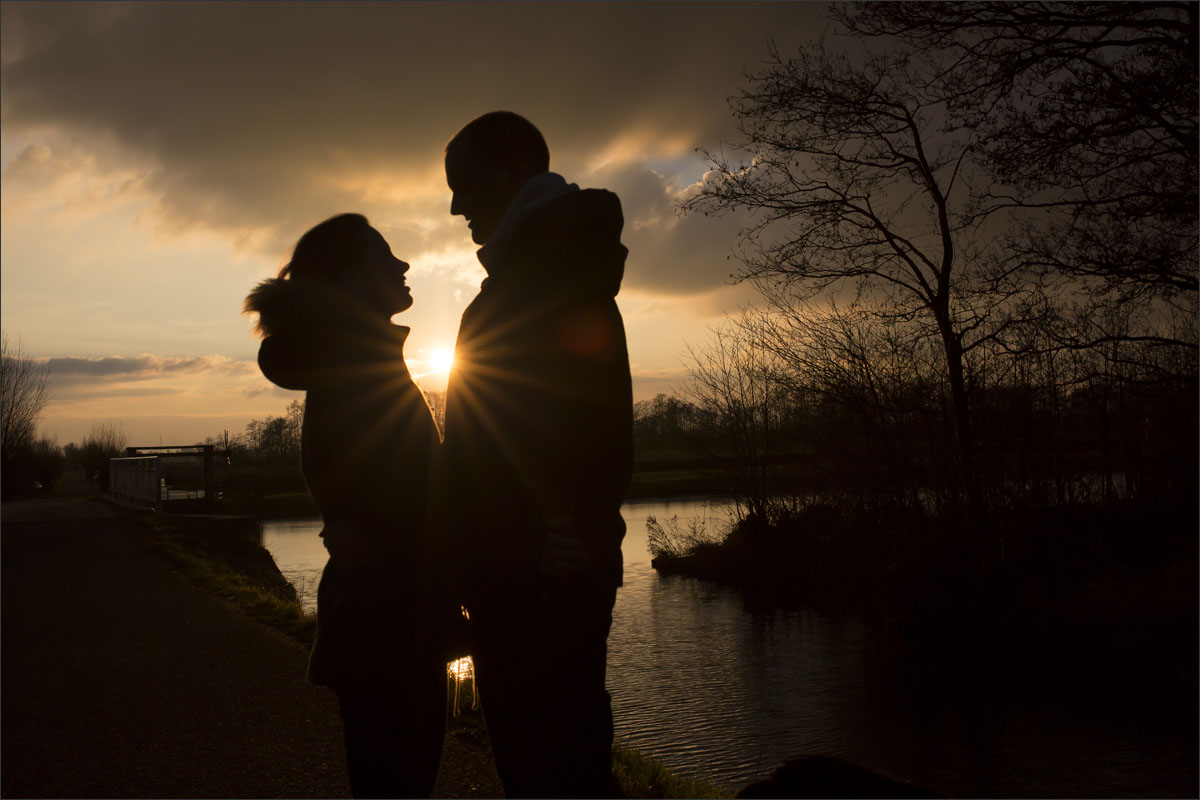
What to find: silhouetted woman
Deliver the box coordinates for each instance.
[244,213,444,798]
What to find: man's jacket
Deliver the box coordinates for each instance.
[440,174,634,596]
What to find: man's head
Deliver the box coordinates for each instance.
[445,111,550,245]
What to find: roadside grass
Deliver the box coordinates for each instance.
[138,511,316,646]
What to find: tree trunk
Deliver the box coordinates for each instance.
[935,313,982,519]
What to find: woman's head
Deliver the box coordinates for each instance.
[280,213,413,315]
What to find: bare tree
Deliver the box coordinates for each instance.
[681,40,1026,513]
[2,333,51,495]
[633,394,700,449]
[2,333,49,454]
[749,291,956,512]
[80,421,127,490]
[837,2,1199,355]
[683,311,789,520]
[285,399,304,438]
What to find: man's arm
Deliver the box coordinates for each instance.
[533,297,633,580]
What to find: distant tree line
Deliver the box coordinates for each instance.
[210,393,444,469]
[219,390,716,478]
[3,331,141,496]
[209,399,306,466]
[62,422,129,490]
[680,308,1195,520]
[632,393,703,451]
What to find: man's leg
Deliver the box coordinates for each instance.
[472,584,619,799]
[539,583,618,797]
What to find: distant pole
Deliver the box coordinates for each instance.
[203,445,214,507]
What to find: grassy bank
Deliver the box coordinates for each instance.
[134,507,729,799]
[139,511,316,645]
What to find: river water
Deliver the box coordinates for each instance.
[261,498,1196,796]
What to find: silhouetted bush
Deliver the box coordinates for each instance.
[651,496,1198,659]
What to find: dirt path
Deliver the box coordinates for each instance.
[1,496,500,798]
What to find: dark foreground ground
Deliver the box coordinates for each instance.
[1,496,501,799]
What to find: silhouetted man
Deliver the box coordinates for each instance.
[440,111,633,798]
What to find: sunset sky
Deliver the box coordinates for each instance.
[2,1,827,446]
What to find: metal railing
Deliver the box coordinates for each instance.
[109,456,163,508]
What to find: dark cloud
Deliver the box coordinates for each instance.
[48,356,153,377]
[49,384,183,403]
[1,1,826,293]
[47,354,253,378]
[241,382,302,401]
[42,353,268,410]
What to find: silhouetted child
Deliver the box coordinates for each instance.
[244,213,443,798]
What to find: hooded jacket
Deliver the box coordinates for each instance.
[440,175,634,594]
[245,277,439,561]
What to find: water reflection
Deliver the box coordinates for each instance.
[257,516,326,610]
[260,498,1197,796]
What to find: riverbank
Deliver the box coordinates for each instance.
[140,503,729,798]
[651,497,1199,713]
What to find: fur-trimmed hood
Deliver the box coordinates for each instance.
[244,277,406,341]
[245,277,411,392]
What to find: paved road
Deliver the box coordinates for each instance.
[1,497,499,799]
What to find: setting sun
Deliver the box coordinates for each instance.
[430,347,455,374]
